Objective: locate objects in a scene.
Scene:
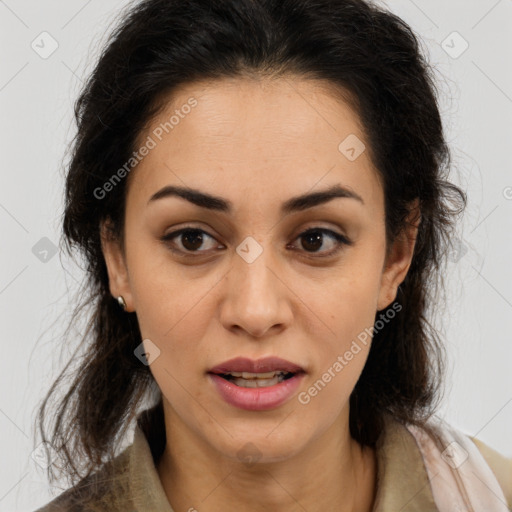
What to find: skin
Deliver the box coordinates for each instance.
[101,76,420,512]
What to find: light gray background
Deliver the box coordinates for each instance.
[1,1,511,510]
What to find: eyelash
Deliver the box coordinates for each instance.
[160,226,352,258]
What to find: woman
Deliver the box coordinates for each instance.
[35,0,511,510]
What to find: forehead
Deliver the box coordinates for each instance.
[127,76,383,215]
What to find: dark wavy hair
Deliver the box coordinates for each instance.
[35,0,466,492]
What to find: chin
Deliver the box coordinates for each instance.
[213,427,309,466]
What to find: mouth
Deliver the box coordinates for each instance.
[207,356,306,410]
[207,355,306,387]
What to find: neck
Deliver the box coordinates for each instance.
[156,403,377,512]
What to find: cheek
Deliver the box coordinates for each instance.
[134,276,214,366]
[124,246,214,391]
[303,249,383,396]
[133,281,214,420]
[126,233,210,336]
[323,259,383,344]
[299,282,377,418]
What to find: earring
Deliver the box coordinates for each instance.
[117,295,127,311]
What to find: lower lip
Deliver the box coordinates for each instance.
[208,373,306,411]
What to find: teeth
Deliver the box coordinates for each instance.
[217,370,298,387]
[226,371,287,379]
[230,374,286,387]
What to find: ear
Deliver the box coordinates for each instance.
[100,219,134,312]
[376,199,421,311]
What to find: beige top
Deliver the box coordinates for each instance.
[36,407,512,511]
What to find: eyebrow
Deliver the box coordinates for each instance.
[147,183,364,214]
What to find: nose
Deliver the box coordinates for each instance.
[218,241,293,338]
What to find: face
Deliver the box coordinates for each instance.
[101,76,419,464]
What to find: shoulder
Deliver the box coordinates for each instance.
[34,402,168,512]
[33,447,133,512]
[470,436,512,507]
[405,415,512,510]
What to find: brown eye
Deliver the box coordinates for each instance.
[301,230,324,252]
[289,228,352,257]
[161,225,352,258]
[161,228,219,254]
[179,230,207,251]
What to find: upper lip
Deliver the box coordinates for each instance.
[208,356,306,375]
